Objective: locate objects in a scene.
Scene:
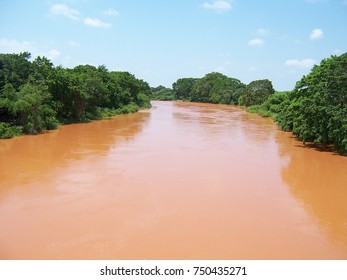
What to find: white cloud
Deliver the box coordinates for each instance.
[257,28,270,37]
[285,58,316,68]
[0,38,36,54]
[68,40,80,47]
[310,28,323,40]
[0,38,63,63]
[50,4,80,21]
[202,0,232,12]
[214,66,227,73]
[103,8,119,17]
[83,17,112,28]
[248,38,264,46]
[45,49,61,60]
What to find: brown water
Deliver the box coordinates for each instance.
[0,101,347,260]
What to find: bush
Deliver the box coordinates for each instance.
[0,122,22,139]
[247,91,289,119]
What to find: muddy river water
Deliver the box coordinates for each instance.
[0,101,346,259]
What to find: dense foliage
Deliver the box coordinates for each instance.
[239,79,275,106]
[172,73,245,104]
[248,53,347,153]
[276,53,347,152]
[0,52,151,138]
[246,91,289,118]
[172,78,198,101]
[171,53,346,153]
[191,72,246,104]
[151,85,175,101]
[1,51,346,153]
[171,73,274,106]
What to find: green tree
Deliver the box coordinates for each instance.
[0,51,152,138]
[247,91,289,118]
[189,72,245,104]
[31,56,54,85]
[172,78,198,100]
[151,85,175,100]
[0,52,32,91]
[107,71,151,109]
[190,73,217,103]
[1,82,58,134]
[209,76,245,105]
[277,53,347,152]
[239,79,274,106]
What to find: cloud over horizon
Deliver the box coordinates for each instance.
[50,4,80,21]
[0,38,63,63]
[46,49,61,60]
[49,4,113,29]
[248,38,264,46]
[285,58,316,68]
[202,0,232,12]
[310,28,323,40]
[256,28,270,37]
[103,8,119,17]
[83,17,112,28]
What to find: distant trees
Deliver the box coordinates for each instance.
[172,78,198,101]
[0,52,151,139]
[171,53,346,153]
[171,73,272,106]
[151,85,175,100]
[190,72,245,104]
[172,73,245,104]
[239,79,274,106]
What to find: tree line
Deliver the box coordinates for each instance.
[1,51,346,153]
[153,53,347,153]
[0,52,151,138]
[153,72,274,107]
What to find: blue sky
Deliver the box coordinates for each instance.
[1,0,346,90]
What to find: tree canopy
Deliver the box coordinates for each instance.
[172,78,198,101]
[0,52,151,138]
[239,79,275,106]
[151,85,175,101]
[276,53,347,152]
[172,73,245,105]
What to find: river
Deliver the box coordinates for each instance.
[0,101,346,259]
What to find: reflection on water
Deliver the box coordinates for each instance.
[276,133,347,248]
[0,101,346,259]
[0,112,149,188]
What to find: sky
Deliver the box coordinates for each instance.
[1,0,346,91]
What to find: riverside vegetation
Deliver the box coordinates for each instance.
[1,52,346,153]
[154,53,347,154]
[0,52,151,138]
